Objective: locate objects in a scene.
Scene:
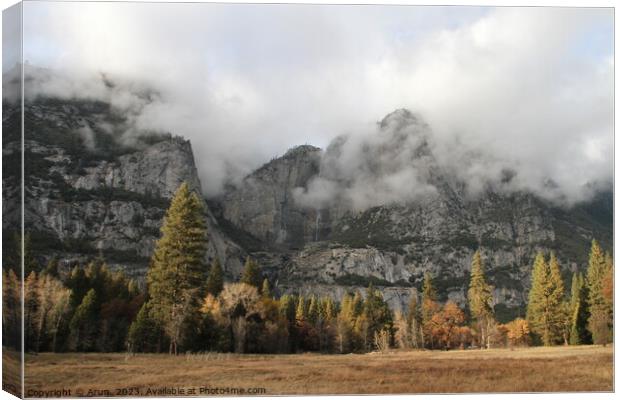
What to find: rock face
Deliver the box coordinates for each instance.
[214,109,613,321]
[3,97,245,278]
[4,94,612,321]
[219,145,322,250]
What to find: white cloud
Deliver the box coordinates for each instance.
[15,3,613,203]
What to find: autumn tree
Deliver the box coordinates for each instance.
[2,269,21,350]
[467,250,494,349]
[207,283,264,353]
[504,318,530,347]
[147,182,208,355]
[335,293,356,353]
[430,301,466,350]
[24,272,40,352]
[33,274,71,352]
[526,252,565,346]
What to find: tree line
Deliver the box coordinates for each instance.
[2,182,613,354]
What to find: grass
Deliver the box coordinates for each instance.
[18,345,613,396]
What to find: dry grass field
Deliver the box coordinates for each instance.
[18,345,613,396]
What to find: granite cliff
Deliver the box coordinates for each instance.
[3,94,612,321]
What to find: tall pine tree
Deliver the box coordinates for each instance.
[467,250,494,349]
[206,259,224,296]
[146,182,208,355]
[586,240,612,345]
[569,272,589,345]
[421,272,439,349]
[526,252,564,346]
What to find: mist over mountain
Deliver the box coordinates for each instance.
[3,80,613,320]
[5,64,612,210]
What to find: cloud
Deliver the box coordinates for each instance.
[14,3,613,203]
[294,110,439,210]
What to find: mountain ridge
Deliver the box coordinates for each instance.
[4,95,612,321]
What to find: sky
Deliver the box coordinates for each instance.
[5,2,614,205]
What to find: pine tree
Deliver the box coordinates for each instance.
[421,272,439,349]
[467,250,494,349]
[205,259,224,296]
[406,293,421,348]
[261,279,272,299]
[279,295,298,352]
[127,302,160,353]
[43,257,60,278]
[362,284,393,351]
[549,253,566,344]
[69,289,99,352]
[422,272,437,302]
[526,252,564,346]
[569,272,589,345]
[147,182,208,355]
[240,257,263,290]
[587,240,612,345]
[67,266,89,308]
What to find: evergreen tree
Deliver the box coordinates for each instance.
[69,289,99,352]
[279,295,298,352]
[586,240,612,345]
[569,272,589,345]
[67,266,89,308]
[406,293,421,348]
[147,182,208,355]
[127,302,160,353]
[205,259,224,296]
[526,252,564,346]
[43,257,60,278]
[421,272,439,349]
[467,250,494,349]
[240,257,263,290]
[261,279,272,299]
[362,284,393,351]
[422,271,437,302]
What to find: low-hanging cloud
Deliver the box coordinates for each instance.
[293,110,439,210]
[9,3,613,204]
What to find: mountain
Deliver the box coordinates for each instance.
[3,96,245,279]
[212,109,613,321]
[3,91,612,322]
